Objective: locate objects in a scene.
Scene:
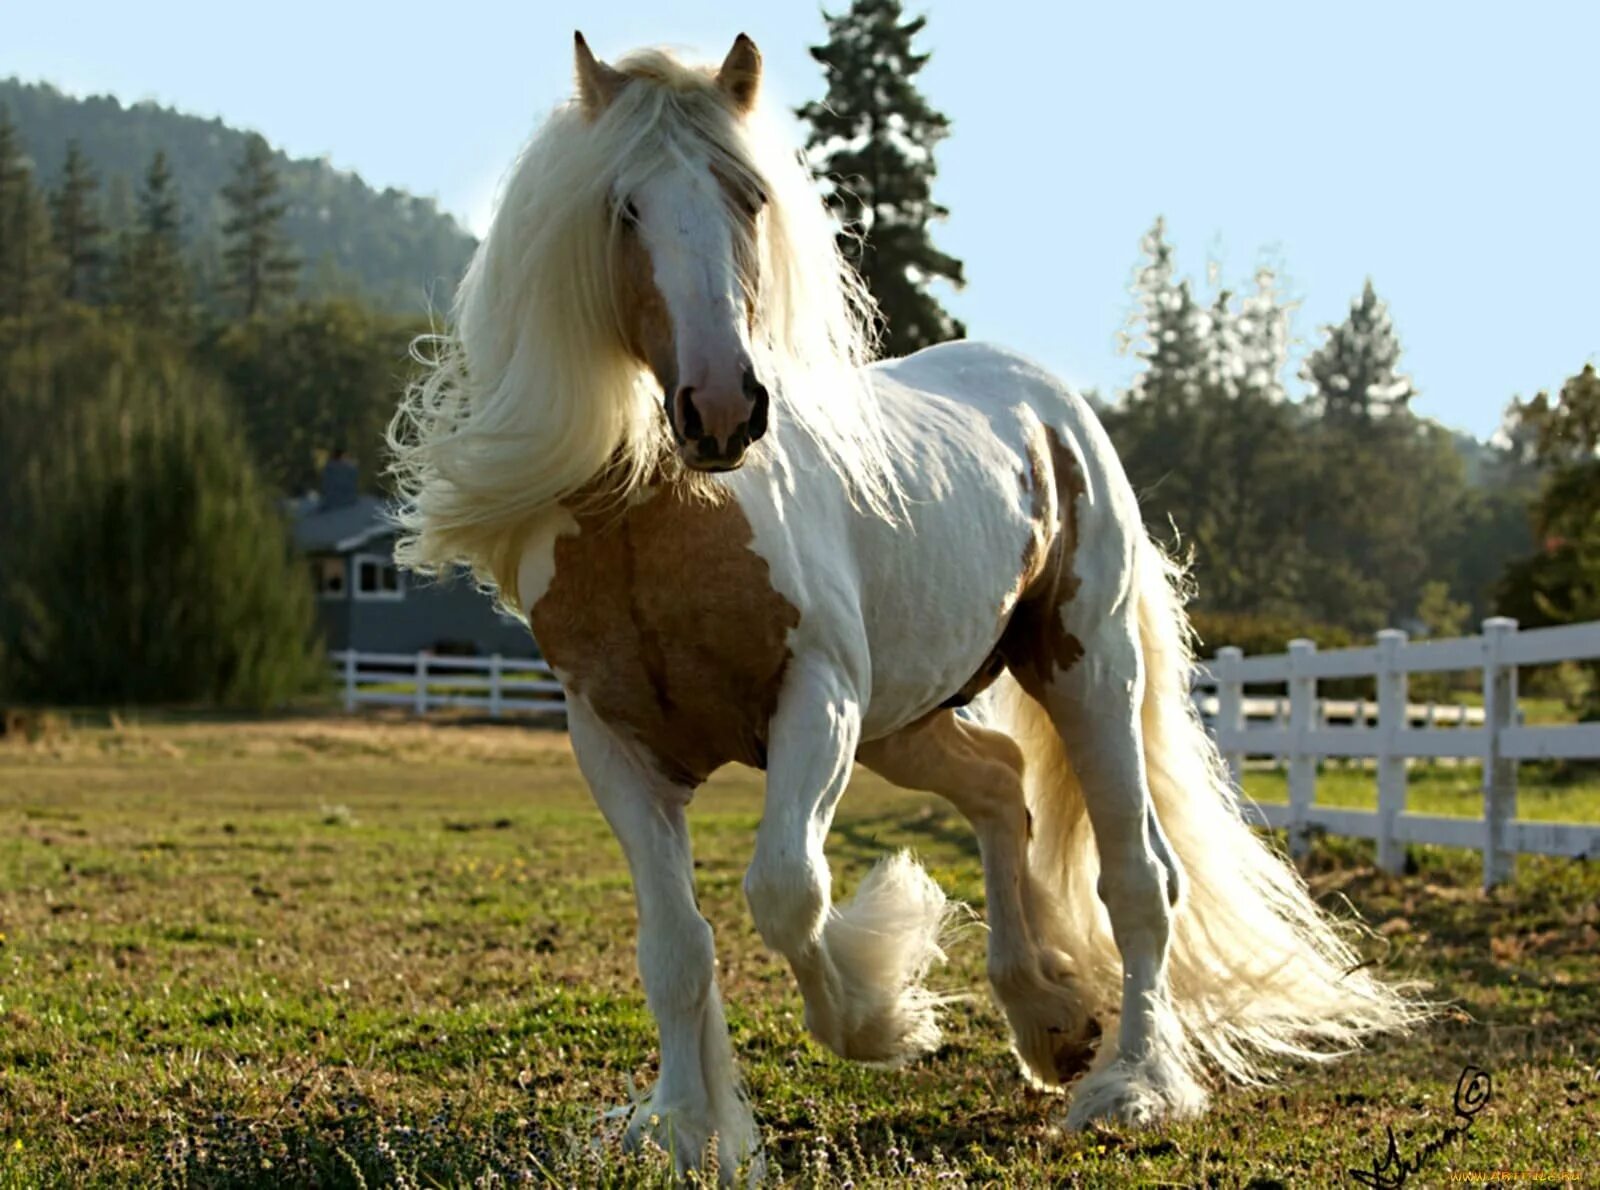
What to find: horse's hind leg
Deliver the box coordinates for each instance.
[1030,611,1207,1128]
[743,659,953,1065]
[857,709,1100,1087]
[565,699,759,1182]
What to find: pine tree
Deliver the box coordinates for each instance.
[1121,219,1209,407]
[112,150,190,331]
[1302,279,1417,422]
[50,140,107,302]
[0,107,63,319]
[0,333,323,707]
[1297,281,1470,628]
[797,0,965,356]
[1105,221,1307,616]
[221,133,298,317]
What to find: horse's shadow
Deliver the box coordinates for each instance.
[827,801,983,870]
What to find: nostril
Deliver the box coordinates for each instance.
[747,386,769,443]
[676,387,704,440]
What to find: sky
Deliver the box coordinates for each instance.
[4,1,1596,440]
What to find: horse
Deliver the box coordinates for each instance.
[388,32,1421,1181]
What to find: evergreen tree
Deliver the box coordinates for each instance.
[201,298,426,494]
[1119,219,1209,406]
[1296,285,1474,629]
[1104,221,1306,616]
[0,329,322,707]
[1497,364,1600,717]
[797,0,965,356]
[0,106,24,277]
[0,108,63,319]
[112,150,189,331]
[1303,279,1417,422]
[220,133,298,316]
[50,140,107,302]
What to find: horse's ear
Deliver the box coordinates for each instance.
[716,33,762,114]
[574,31,625,118]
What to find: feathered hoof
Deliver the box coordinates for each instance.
[816,851,958,1066]
[1063,1053,1209,1130]
[623,1095,764,1186]
[991,952,1101,1089]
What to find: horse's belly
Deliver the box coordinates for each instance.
[528,491,799,785]
[853,484,1040,739]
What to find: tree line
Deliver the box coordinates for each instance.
[0,108,427,708]
[0,77,475,313]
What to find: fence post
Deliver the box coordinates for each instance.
[1274,696,1289,772]
[414,652,429,716]
[489,654,503,719]
[1215,646,1245,792]
[1481,617,1519,889]
[341,650,356,712]
[1375,629,1409,874]
[1287,639,1317,858]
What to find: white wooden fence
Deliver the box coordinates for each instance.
[331,650,565,716]
[1193,617,1600,888]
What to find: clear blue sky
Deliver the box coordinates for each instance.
[5,1,1596,439]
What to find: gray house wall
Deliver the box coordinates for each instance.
[312,539,537,659]
[314,586,355,652]
[347,566,536,657]
[294,460,539,660]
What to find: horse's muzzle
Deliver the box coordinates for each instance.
[671,369,769,471]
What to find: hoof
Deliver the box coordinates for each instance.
[992,952,1099,1090]
[621,1097,763,1185]
[1063,1054,1208,1130]
[1050,1015,1102,1083]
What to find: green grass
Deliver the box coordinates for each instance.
[1244,761,1600,823]
[1,715,1597,1186]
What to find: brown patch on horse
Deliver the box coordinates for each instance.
[611,167,765,387]
[999,425,1089,701]
[1003,430,1057,621]
[612,221,676,396]
[530,487,799,786]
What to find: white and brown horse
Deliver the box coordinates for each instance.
[390,34,1419,1180]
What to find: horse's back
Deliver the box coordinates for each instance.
[830,341,1146,735]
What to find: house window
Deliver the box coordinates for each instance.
[353,553,404,601]
[313,556,347,600]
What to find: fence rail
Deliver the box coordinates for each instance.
[331,650,565,717]
[1192,617,1600,888]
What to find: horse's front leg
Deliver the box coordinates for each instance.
[565,699,759,1182]
[743,660,954,1065]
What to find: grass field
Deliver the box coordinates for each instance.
[1,714,1597,1187]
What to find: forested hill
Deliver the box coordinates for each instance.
[1,77,476,314]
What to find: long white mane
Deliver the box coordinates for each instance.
[388,47,907,609]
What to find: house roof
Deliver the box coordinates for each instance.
[291,494,395,554]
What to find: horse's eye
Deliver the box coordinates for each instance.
[749,186,768,214]
[620,200,640,227]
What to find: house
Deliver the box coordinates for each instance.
[291,453,538,658]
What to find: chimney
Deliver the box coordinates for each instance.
[320,448,359,510]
